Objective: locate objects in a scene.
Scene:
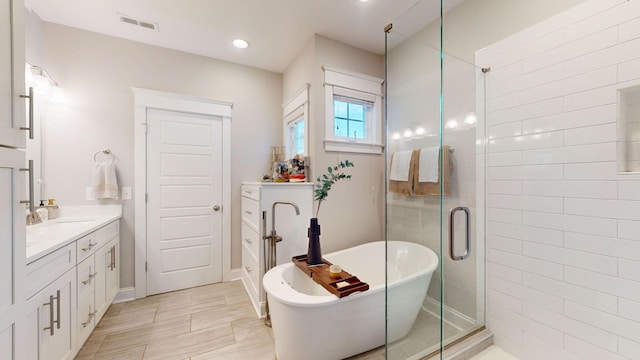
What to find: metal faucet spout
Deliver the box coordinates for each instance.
[271,201,300,235]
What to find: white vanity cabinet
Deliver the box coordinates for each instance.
[24,268,76,360]
[240,182,313,317]
[0,148,27,360]
[21,219,120,360]
[0,0,27,358]
[22,242,77,360]
[76,220,120,349]
[0,0,26,149]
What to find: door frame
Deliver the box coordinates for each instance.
[133,88,232,299]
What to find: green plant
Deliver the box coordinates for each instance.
[314,160,355,217]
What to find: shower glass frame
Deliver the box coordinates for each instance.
[384,0,487,358]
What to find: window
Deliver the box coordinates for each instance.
[333,96,371,139]
[283,84,309,158]
[288,115,305,156]
[323,66,383,154]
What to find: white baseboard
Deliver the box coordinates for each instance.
[228,267,243,281]
[113,287,136,303]
[114,271,243,304]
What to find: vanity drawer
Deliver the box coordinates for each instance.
[95,220,119,250]
[77,232,98,263]
[241,221,260,260]
[241,196,260,231]
[241,185,260,201]
[26,242,76,299]
[77,255,96,303]
[242,245,260,295]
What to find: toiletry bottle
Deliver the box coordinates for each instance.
[35,200,49,221]
[46,198,59,219]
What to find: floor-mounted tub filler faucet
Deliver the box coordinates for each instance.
[263,201,300,327]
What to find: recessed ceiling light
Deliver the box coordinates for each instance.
[233,39,249,49]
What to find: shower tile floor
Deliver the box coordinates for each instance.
[76,281,515,360]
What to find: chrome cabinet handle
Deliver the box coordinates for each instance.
[43,290,61,335]
[81,242,96,252]
[82,270,98,285]
[55,290,61,330]
[20,160,35,215]
[244,210,252,215]
[245,266,252,273]
[19,87,34,139]
[43,294,55,335]
[109,245,116,270]
[81,306,96,328]
[449,206,471,261]
[213,205,221,211]
[244,238,252,245]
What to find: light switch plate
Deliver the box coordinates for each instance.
[85,187,95,201]
[121,187,132,200]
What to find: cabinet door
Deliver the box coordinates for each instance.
[0,0,26,149]
[95,237,119,321]
[0,322,15,360]
[106,237,120,302]
[37,269,76,360]
[0,147,26,360]
[76,292,95,348]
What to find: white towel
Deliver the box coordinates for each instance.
[93,162,119,199]
[390,150,413,181]
[419,147,440,183]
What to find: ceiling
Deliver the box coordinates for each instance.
[24,0,464,73]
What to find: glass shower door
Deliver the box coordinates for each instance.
[385,0,486,358]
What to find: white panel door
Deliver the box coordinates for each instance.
[146,109,223,295]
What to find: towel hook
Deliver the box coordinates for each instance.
[94,148,115,164]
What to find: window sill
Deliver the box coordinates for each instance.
[323,139,384,154]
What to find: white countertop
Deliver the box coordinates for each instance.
[26,205,122,263]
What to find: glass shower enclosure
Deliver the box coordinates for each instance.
[385,0,486,358]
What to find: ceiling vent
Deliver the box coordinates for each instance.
[118,14,159,31]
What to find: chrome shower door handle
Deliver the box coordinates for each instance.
[449,206,471,261]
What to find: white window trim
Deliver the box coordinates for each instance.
[282,84,309,158]
[323,65,384,154]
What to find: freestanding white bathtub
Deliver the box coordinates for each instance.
[263,241,439,360]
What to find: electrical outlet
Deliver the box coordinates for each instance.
[121,187,132,200]
[85,187,95,201]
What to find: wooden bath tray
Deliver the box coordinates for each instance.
[292,255,369,298]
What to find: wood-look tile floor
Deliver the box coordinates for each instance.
[75,280,276,360]
[76,281,496,360]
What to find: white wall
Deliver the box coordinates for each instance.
[478,0,640,359]
[283,35,385,254]
[37,22,283,288]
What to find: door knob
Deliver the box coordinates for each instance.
[213,205,221,211]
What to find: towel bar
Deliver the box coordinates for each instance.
[94,148,115,164]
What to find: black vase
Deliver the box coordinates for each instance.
[306,218,323,265]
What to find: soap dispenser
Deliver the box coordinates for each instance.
[46,198,59,219]
[35,200,49,221]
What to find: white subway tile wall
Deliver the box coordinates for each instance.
[477,0,640,358]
